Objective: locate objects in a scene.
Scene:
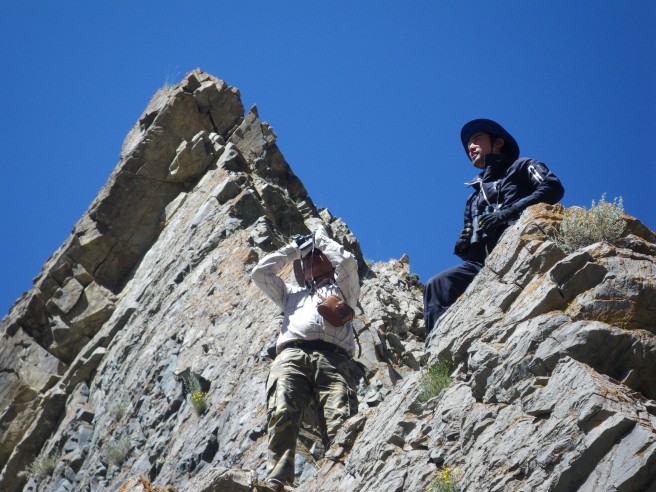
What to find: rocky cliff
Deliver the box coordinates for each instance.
[1,70,655,492]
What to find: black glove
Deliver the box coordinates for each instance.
[478,207,517,230]
[454,223,472,255]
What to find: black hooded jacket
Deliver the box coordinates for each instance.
[458,153,564,262]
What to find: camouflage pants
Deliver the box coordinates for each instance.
[265,347,358,484]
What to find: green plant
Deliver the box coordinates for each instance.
[25,449,60,482]
[418,360,452,402]
[426,466,461,492]
[190,390,208,414]
[405,273,421,287]
[104,436,131,466]
[554,194,626,253]
[184,374,208,415]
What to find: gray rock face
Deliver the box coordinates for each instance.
[1,71,655,492]
[304,206,656,491]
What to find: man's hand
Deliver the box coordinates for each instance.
[478,207,517,230]
[292,234,312,247]
[454,223,472,255]
[292,234,315,257]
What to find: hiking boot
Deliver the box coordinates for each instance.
[266,478,291,491]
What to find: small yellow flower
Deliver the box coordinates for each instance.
[429,465,461,492]
[191,391,207,402]
[189,390,208,415]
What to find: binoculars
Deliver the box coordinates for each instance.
[470,205,496,244]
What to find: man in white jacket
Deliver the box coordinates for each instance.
[251,226,360,490]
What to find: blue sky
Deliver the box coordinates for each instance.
[1,1,655,316]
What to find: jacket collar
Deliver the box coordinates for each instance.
[465,153,513,188]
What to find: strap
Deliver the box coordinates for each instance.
[352,316,362,359]
[479,179,500,208]
[279,339,350,357]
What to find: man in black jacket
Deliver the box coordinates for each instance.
[423,119,565,335]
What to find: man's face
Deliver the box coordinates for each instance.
[467,132,503,169]
[303,252,335,282]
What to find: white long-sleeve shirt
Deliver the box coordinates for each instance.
[251,230,360,356]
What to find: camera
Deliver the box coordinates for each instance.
[292,234,315,257]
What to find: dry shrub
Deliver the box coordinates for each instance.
[25,449,60,482]
[104,436,131,466]
[554,194,625,253]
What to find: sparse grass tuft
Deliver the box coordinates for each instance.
[25,449,60,482]
[418,360,452,402]
[554,194,626,253]
[104,436,131,466]
[110,400,130,421]
[162,65,181,90]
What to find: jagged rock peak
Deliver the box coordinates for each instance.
[0,70,421,491]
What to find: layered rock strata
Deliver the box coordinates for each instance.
[304,205,656,491]
[0,70,422,492]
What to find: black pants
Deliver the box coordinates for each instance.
[423,260,483,334]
